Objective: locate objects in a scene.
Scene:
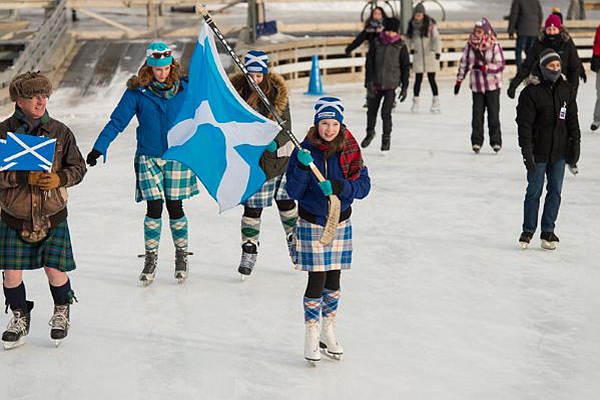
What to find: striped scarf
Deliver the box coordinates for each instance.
[147,79,180,99]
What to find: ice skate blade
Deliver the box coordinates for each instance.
[380,150,389,156]
[305,358,320,366]
[3,337,26,350]
[541,240,557,250]
[140,276,155,286]
[520,242,529,250]
[175,272,188,283]
[240,274,250,282]
[320,349,342,360]
[55,339,63,348]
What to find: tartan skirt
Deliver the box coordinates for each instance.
[0,219,76,271]
[244,174,291,208]
[295,218,353,272]
[134,155,200,203]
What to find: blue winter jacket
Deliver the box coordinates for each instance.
[93,80,188,157]
[286,138,371,226]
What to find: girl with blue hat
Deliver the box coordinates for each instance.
[229,50,297,279]
[86,41,199,285]
[286,96,371,363]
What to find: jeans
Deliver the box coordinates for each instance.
[515,36,536,72]
[522,160,566,233]
[367,89,396,137]
[471,89,501,147]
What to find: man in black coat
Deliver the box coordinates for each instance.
[508,0,543,72]
[516,49,580,250]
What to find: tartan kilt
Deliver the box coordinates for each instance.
[134,155,200,203]
[295,218,353,272]
[244,174,291,208]
[0,219,76,271]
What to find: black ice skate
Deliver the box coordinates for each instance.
[49,304,70,347]
[519,231,534,250]
[2,301,33,350]
[540,232,559,250]
[238,241,258,280]
[361,131,375,148]
[139,251,158,285]
[472,144,481,154]
[174,249,193,283]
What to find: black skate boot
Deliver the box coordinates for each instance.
[138,251,158,285]
[238,241,258,279]
[361,130,375,148]
[519,231,534,249]
[49,304,70,345]
[2,301,33,350]
[286,233,297,265]
[174,249,193,283]
[540,232,559,250]
[381,134,391,153]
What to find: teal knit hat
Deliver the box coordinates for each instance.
[146,42,173,67]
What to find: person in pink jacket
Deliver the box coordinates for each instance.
[454,18,506,154]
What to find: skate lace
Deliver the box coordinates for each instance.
[175,250,193,272]
[139,252,158,274]
[49,306,69,330]
[239,251,257,270]
[6,313,27,334]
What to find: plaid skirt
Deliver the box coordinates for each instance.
[295,218,353,272]
[244,174,291,208]
[134,155,200,203]
[0,219,76,271]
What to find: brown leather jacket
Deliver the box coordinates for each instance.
[0,111,87,232]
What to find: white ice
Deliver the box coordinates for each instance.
[1,74,599,399]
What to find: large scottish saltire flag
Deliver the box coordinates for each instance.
[0,132,56,172]
[163,21,281,211]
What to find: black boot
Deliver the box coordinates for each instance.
[361,130,375,148]
[2,301,34,350]
[381,133,391,152]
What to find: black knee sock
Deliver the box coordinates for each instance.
[3,282,27,312]
[49,279,73,306]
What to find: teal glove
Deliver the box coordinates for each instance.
[297,149,313,166]
[319,180,333,196]
[266,140,277,153]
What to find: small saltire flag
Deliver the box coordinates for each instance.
[0,132,56,172]
[163,21,281,211]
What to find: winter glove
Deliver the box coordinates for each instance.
[591,55,600,73]
[86,149,102,167]
[435,53,440,60]
[472,64,487,73]
[521,148,536,172]
[37,172,61,190]
[509,32,515,40]
[398,88,408,102]
[567,163,579,176]
[318,180,333,196]
[296,149,314,167]
[266,140,277,153]
[27,171,44,186]
[507,84,517,100]
[580,68,587,83]
[453,80,462,95]
[344,46,351,56]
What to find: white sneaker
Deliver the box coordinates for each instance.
[304,321,321,362]
[411,97,420,113]
[319,316,343,357]
[430,96,441,113]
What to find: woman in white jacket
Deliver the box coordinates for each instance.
[406,3,442,113]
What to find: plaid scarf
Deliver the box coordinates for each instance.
[468,33,492,60]
[147,79,180,99]
[339,130,364,181]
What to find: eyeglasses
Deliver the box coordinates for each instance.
[150,51,171,59]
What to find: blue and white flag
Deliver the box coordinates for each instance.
[0,132,56,172]
[163,21,281,211]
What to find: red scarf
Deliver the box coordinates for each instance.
[339,130,364,181]
[468,32,491,53]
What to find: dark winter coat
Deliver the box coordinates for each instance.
[230,72,293,180]
[366,36,410,91]
[0,110,87,232]
[510,31,582,91]
[508,0,543,37]
[286,138,371,227]
[346,27,381,87]
[516,66,581,165]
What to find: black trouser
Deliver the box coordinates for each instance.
[304,270,341,298]
[367,89,396,137]
[146,199,184,219]
[413,72,439,97]
[471,89,502,147]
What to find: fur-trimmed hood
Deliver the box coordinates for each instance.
[229,71,289,119]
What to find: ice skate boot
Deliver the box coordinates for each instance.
[238,241,258,280]
[519,231,533,250]
[174,249,193,283]
[305,321,321,365]
[49,304,70,347]
[286,233,297,265]
[411,97,420,113]
[319,316,343,359]
[492,144,502,153]
[430,96,441,113]
[381,134,391,154]
[2,301,33,350]
[540,232,559,250]
[361,130,375,148]
[139,251,158,285]
[472,144,481,154]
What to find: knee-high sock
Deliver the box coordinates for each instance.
[279,206,298,238]
[322,289,341,318]
[3,282,27,312]
[144,216,162,252]
[169,216,188,251]
[303,296,322,323]
[49,279,76,305]
[241,216,261,245]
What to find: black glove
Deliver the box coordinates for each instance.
[398,88,408,102]
[435,53,440,60]
[591,55,600,73]
[521,148,536,172]
[580,68,587,83]
[86,149,102,167]
[344,46,351,56]
[472,64,487,73]
[507,84,517,99]
[453,80,462,95]
[331,180,344,195]
[509,32,515,40]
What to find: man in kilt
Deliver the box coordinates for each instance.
[286,97,371,363]
[230,50,297,278]
[0,71,86,349]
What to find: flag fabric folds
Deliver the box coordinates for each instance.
[0,131,56,172]
[163,21,281,212]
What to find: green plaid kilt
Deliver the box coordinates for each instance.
[244,174,291,208]
[134,155,200,203]
[295,218,353,272]
[0,219,76,271]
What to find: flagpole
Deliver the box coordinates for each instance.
[196,4,340,246]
